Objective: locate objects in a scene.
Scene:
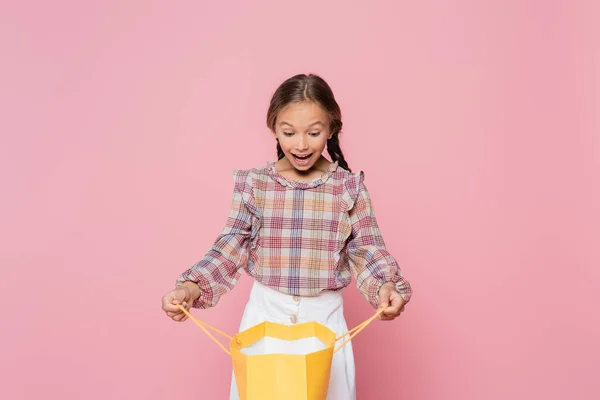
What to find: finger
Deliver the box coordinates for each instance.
[162,295,181,313]
[170,296,190,309]
[385,295,405,315]
[163,302,181,313]
[171,288,190,304]
[172,312,188,322]
[377,287,392,310]
[171,294,184,304]
[378,309,395,320]
[166,300,191,316]
[179,301,191,313]
[383,306,400,316]
[380,306,401,320]
[164,299,187,313]
[166,310,183,318]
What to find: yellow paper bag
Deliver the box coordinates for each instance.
[177,304,385,400]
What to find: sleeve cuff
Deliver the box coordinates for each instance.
[395,277,413,303]
[371,277,413,308]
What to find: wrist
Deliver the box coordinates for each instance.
[378,281,396,294]
[179,281,202,301]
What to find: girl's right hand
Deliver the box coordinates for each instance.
[161,282,201,322]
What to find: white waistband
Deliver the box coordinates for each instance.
[246,280,345,326]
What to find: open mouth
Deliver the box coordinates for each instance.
[293,154,312,160]
[292,153,313,165]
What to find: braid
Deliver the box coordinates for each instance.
[327,131,351,172]
[276,140,285,160]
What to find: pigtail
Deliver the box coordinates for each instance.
[276,140,285,160]
[327,129,351,172]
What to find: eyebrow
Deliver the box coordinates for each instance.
[279,121,325,128]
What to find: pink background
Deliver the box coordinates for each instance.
[1,1,598,399]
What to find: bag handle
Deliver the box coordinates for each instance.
[333,306,388,354]
[176,304,388,356]
[176,304,232,355]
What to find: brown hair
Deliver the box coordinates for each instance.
[266,74,351,172]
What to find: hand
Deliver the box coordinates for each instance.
[161,282,200,322]
[377,282,406,321]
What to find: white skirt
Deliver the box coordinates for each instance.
[229,281,356,400]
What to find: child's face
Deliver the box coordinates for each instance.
[273,101,332,172]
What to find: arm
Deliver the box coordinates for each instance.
[175,171,254,308]
[346,175,413,310]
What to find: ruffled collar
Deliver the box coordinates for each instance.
[267,161,339,189]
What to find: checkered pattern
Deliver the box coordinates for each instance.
[176,161,412,309]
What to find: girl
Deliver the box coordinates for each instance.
[161,73,412,399]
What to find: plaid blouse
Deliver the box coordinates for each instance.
[176,161,412,309]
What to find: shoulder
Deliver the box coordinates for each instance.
[330,166,365,191]
[232,164,271,188]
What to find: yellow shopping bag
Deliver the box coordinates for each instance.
[176,304,386,400]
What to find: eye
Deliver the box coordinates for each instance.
[309,132,321,137]
[283,132,294,137]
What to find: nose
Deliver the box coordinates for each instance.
[296,134,309,151]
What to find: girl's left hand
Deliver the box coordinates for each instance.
[377,282,406,321]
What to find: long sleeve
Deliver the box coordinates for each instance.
[176,171,254,309]
[345,173,413,308]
